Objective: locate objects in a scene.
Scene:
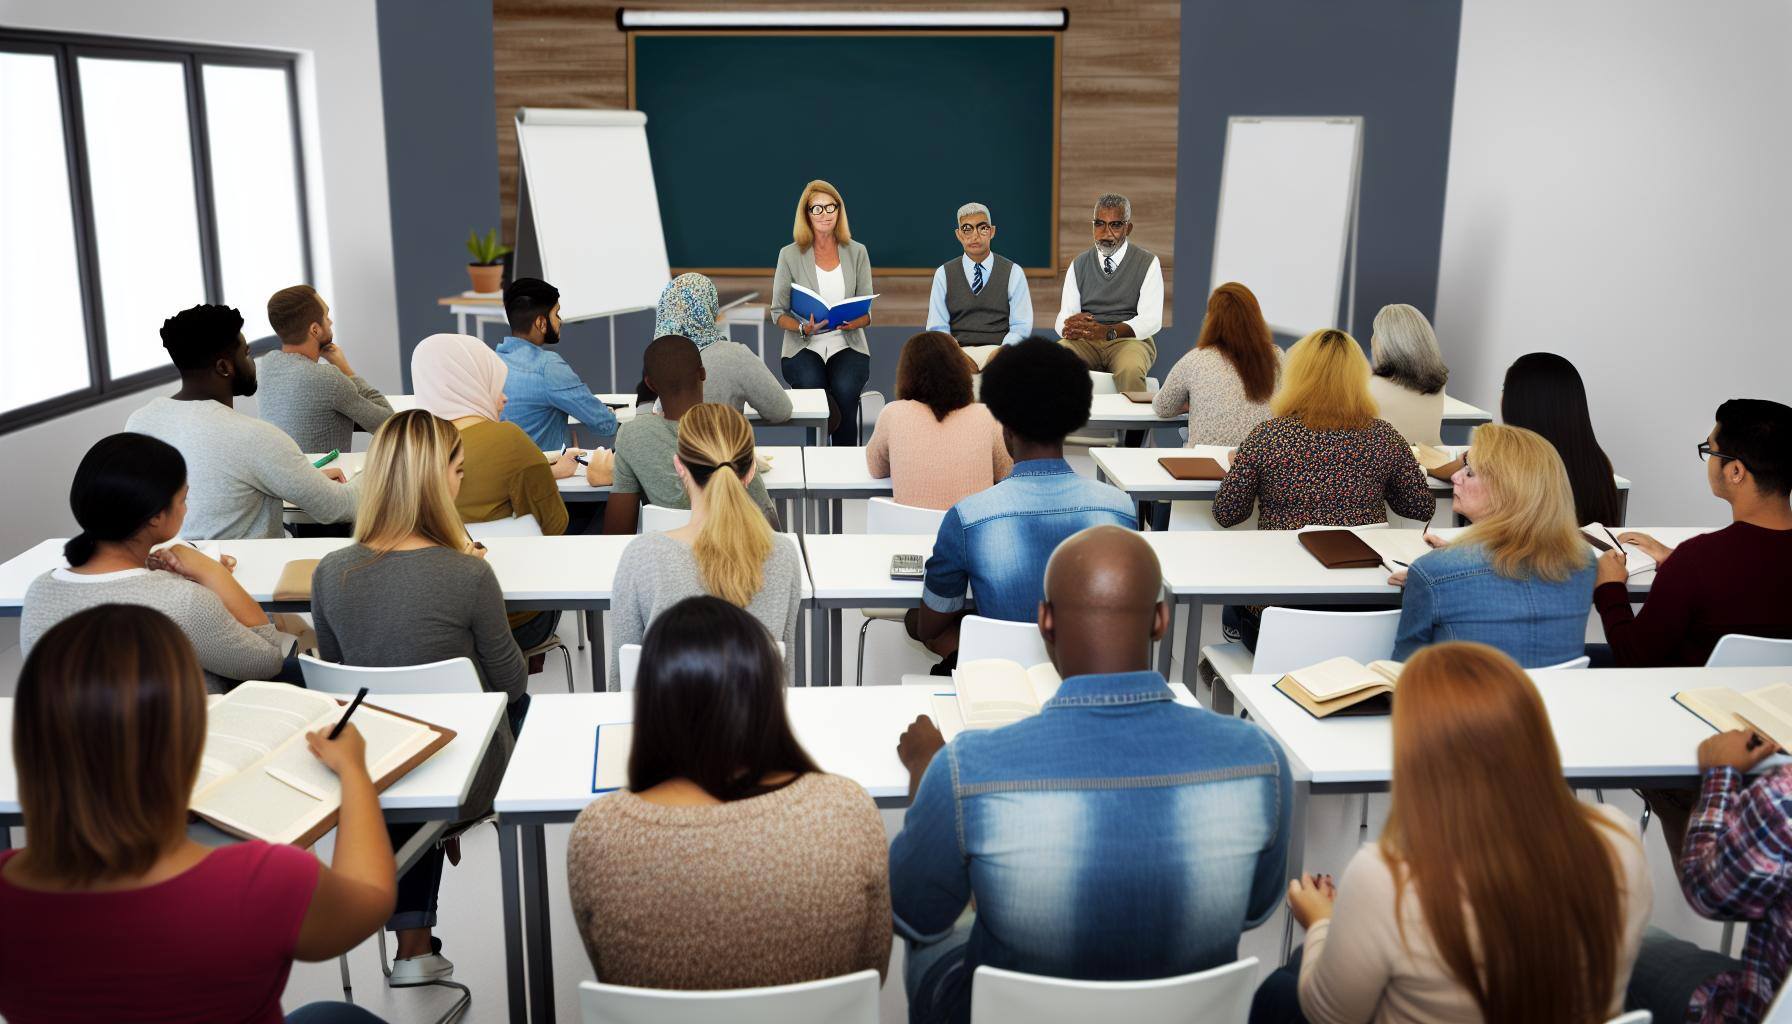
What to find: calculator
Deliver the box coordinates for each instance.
[889,554,926,580]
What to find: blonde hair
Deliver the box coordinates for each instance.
[791,179,853,250]
[1450,423,1591,581]
[355,409,471,553]
[678,404,774,607]
[1272,329,1379,432]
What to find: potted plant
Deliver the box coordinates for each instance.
[466,228,512,294]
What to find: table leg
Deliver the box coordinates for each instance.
[830,608,844,686]
[1184,599,1228,714]
[499,823,528,1023]
[1282,779,1311,964]
[522,822,556,1024]
[795,610,808,686]
[812,606,829,688]
[457,311,468,336]
[588,611,607,691]
[830,498,843,535]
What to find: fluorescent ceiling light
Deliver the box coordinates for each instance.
[618,9,1068,30]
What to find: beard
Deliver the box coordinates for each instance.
[1095,238,1122,257]
[544,322,560,346]
[234,369,259,397]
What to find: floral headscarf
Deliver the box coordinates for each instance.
[653,272,731,351]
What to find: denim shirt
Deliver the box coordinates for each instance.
[494,336,618,450]
[921,459,1136,622]
[890,671,1292,1023]
[1391,540,1596,667]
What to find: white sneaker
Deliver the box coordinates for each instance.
[389,947,455,987]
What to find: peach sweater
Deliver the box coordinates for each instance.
[865,400,1012,510]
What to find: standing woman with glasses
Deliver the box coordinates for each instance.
[770,180,874,446]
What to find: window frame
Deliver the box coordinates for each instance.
[0,28,313,435]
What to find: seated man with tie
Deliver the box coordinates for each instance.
[1054,192,1164,394]
[925,202,1034,371]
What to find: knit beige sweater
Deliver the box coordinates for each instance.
[566,771,892,989]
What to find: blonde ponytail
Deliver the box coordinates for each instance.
[678,404,773,607]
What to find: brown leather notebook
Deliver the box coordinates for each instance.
[1158,456,1228,481]
[1298,529,1386,569]
[1121,390,1157,404]
[272,558,320,602]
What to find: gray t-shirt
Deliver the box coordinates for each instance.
[611,412,777,523]
[700,341,792,423]
[311,544,528,705]
[608,531,802,687]
[125,397,360,539]
[256,349,393,454]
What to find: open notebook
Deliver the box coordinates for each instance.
[930,658,1063,741]
[1674,683,1792,749]
[1274,656,1404,718]
[1582,524,1657,576]
[195,682,453,847]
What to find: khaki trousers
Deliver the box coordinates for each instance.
[960,344,1003,370]
[1058,334,1157,393]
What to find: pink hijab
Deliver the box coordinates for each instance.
[412,333,507,421]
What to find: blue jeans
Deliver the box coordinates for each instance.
[287,1002,388,1023]
[781,347,870,446]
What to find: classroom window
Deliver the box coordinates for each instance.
[0,30,312,433]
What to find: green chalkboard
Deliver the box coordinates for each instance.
[630,33,1058,272]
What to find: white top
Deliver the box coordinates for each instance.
[1053,240,1166,340]
[806,263,849,360]
[1367,377,1446,446]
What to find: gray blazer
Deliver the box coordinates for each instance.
[769,240,874,359]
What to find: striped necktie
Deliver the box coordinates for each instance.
[1103,254,1115,276]
[971,261,985,295]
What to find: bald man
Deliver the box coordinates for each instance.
[889,526,1294,1024]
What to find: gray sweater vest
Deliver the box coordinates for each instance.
[1072,245,1156,326]
[941,254,1015,346]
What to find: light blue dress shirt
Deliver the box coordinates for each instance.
[926,253,1033,346]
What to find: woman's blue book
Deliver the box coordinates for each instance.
[789,282,878,329]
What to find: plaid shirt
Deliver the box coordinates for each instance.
[1678,765,1792,1023]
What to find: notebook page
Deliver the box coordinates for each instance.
[258,704,436,805]
[196,684,339,797]
[1583,524,1656,575]
[1738,684,1792,749]
[954,659,1043,730]
[1288,657,1386,700]
[1674,687,1753,734]
[592,722,633,793]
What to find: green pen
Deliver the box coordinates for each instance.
[312,449,340,469]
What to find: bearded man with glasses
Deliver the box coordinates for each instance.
[925,202,1034,372]
[1053,191,1164,396]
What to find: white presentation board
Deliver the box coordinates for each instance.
[513,108,671,323]
[1209,117,1363,336]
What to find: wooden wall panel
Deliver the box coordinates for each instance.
[492,1,1178,327]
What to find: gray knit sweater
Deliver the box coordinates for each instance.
[256,349,393,453]
[701,341,793,422]
[125,397,360,539]
[608,532,802,688]
[21,568,287,689]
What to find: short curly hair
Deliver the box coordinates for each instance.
[159,304,245,370]
[895,332,973,422]
[979,336,1091,444]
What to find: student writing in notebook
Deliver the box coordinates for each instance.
[0,605,395,1024]
[567,597,890,989]
[891,526,1291,1024]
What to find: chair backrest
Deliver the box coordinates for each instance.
[1535,655,1591,671]
[970,958,1259,1024]
[1251,608,1403,677]
[580,969,879,1024]
[618,641,786,691]
[865,496,947,535]
[959,615,1050,667]
[1603,1012,1651,1024]
[1706,633,1792,668]
[465,513,543,539]
[639,504,693,533]
[298,654,485,695]
[1088,370,1119,395]
[860,389,887,431]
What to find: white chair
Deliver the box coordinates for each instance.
[1199,607,1404,699]
[296,654,481,1024]
[969,958,1258,1024]
[617,641,785,691]
[1536,655,1592,670]
[856,497,949,685]
[859,389,887,446]
[639,504,693,533]
[1706,633,1792,667]
[958,614,1050,667]
[464,514,577,692]
[580,969,879,1024]
[1605,1013,1650,1024]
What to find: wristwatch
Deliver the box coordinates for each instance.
[1105,327,1119,341]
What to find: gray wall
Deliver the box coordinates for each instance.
[1169,0,1463,348]
[376,0,501,390]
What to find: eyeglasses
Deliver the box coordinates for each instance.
[1091,218,1128,231]
[1697,441,1749,470]
[808,202,839,217]
[956,223,994,236]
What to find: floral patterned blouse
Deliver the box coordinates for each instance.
[1213,415,1436,530]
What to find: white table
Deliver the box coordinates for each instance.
[1441,394,1494,430]
[1074,395,1492,440]
[494,682,1200,1023]
[1143,526,1711,707]
[388,389,833,446]
[799,446,892,532]
[0,692,506,848]
[0,535,814,685]
[801,533,934,685]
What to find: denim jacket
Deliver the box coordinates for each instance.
[889,671,1293,1023]
[1391,540,1596,667]
[494,336,618,450]
[921,459,1136,623]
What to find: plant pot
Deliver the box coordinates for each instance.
[467,263,503,294]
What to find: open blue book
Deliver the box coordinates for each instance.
[789,283,877,329]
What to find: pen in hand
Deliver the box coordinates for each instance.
[1602,526,1624,552]
[328,686,370,740]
